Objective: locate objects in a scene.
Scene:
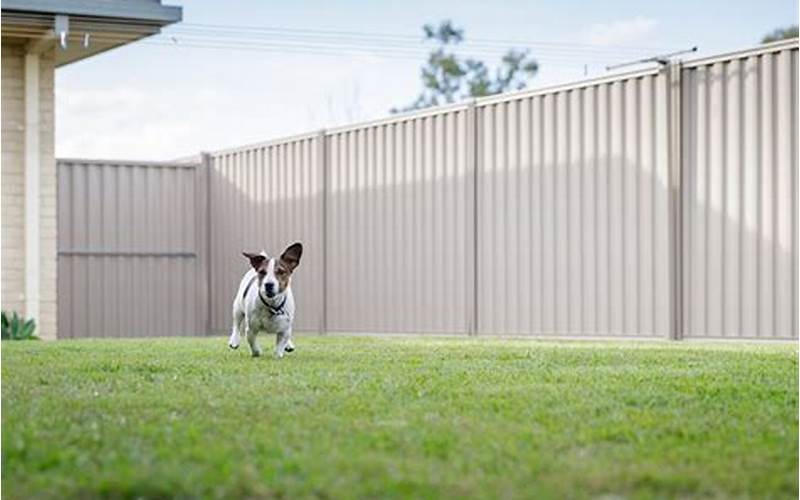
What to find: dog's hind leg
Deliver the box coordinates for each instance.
[228,310,244,349]
[247,327,262,358]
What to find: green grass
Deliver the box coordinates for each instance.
[2,336,797,499]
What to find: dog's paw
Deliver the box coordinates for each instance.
[228,343,239,350]
[251,349,262,358]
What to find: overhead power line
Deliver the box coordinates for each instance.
[177,21,669,52]
[3,28,640,66]
[2,12,670,52]
[163,28,655,58]
[2,13,675,67]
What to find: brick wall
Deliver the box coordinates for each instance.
[1,39,57,340]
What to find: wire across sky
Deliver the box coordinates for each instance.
[2,13,675,68]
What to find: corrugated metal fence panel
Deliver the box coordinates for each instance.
[326,106,473,333]
[208,134,324,334]
[476,69,672,336]
[682,44,798,339]
[57,160,206,338]
[57,42,797,341]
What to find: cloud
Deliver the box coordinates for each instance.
[585,17,658,46]
[55,51,419,161]
[56,86,236,161]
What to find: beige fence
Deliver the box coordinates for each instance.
[57,40,797,340]
[474,69,674,337]
[57,159,209,338]
[208,134,325,334]
[681,46,798,339]
[323,107,475,334]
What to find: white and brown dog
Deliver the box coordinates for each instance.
[228,242,303,358]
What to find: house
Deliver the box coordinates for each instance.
[1,1,182,339]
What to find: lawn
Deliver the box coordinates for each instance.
[2,336,797,499]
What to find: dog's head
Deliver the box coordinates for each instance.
[242,242,303,298]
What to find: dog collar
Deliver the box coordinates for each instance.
[258,292,287,317]
[242,276,288,317]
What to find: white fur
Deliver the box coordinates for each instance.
[228,252,297,359]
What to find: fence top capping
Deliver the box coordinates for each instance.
[681,37,798,69]
[476,66,663,107]
[199,38,795,158]
[57,158,200,168]
[325,101,471,135]
[210,131,321,157]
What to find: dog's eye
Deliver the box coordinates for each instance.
[258,270,266,277]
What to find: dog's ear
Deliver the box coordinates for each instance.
[242,252,267,270]
[279,242,303,272]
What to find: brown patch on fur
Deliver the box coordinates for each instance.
[243,252,270,288]
[279,243,303,270]
[275,261,292,291]
[242,252,267,271]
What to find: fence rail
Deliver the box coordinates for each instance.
[57,40,798,340]
[58,250,197,257]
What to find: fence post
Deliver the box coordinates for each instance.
[467,99,479,336]
[200,152,213,336]
[666,63,683,340]
[318,129,328,335]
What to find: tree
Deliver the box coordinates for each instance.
[762,25,799,43]
[392,20,538,113]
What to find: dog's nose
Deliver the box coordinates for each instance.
[264,282,276,295]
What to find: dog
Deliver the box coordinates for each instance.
[228,242,303,358]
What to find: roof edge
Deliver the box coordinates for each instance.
[2,0,181,24]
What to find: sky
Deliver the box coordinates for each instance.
[55,0,799,161]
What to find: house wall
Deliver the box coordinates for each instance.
[1,39,57,339]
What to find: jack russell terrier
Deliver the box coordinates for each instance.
[228,242,303,358]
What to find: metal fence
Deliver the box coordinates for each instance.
[208,134,325,334]
[57,40,798,340]
[57,159,209,338]
[474,69,673,337]
[681,47,798,339]
[323,107,475,334]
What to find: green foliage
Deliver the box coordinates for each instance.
[1,311,38,340]
[2,337,797,498]
[762,25,799,43]
[393,20,539,113]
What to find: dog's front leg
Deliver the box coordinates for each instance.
[285,333,295,353]
[275,330,290,359]
[246,327,262,358]
[228,311,244,350]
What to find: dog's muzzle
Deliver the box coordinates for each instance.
[263,282,277,297]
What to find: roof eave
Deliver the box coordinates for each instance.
[1,0,181,25]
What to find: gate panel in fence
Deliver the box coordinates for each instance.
[57,159,208,338]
